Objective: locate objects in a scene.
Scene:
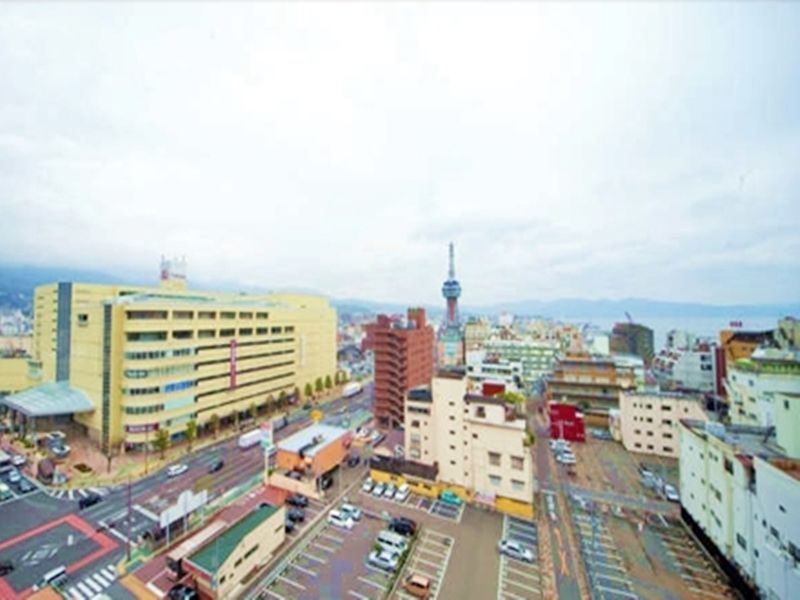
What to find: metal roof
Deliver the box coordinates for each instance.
[188,504,279,574]
[276,423,349,457]
[0,382,94,417]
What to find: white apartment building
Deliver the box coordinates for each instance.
[465,350,523,392]
[726,348,800,427]
[679,419,800,599]
[619,391,709,458]
[404,370,534,516]
[653,342,717,393]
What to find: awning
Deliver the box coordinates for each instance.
[0,382,94,417]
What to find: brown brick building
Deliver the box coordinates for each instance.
[372,308,434,428]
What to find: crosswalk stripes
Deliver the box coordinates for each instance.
[46,486,110,500]
[77,489,88,498]
[67,564,117,600]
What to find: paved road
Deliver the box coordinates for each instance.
[0,384,374,599]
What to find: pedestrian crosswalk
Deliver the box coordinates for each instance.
[67,565,117,600]
[47,486,110,500]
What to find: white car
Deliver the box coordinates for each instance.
[11,454,26,467]
[327,510,355,530]
[372,482,386,497]
[664,484,680,503]
[383,483,397,499]
[166,464,188,478]
[558,455,576,465]
[498,539,535,563]
[362,478,375,493]
[7,469,21,483]
[395,484,410,502]
[367,549,400,572]
[340,503,362,521]
[394,445,404,457]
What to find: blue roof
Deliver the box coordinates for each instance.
[277,424,349,457]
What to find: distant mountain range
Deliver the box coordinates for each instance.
[1,263,797,320]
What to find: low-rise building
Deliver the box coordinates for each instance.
[404,369,534,518]
[465,351,523,392]
[652,340,720,394]
[184,504,285,599]
[482,338,559,384]
[619,391,708,458]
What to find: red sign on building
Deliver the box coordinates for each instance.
[549,402,586,442]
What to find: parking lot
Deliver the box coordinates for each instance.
[259,510,398,600]
[359,478,465,524]
[0,463,40,504]
[497,516,542,600]
[391,528,454,600]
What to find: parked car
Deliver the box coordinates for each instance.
[340,503,362,521]
[362,478,375,493]
[18,479,34,493]
[51,445,71,459]
[11,454,26,467]
[6,469,21,484]
[372,482,387,497]
[327,510,355,530]
[664,484,680,503]
[366,549,400,572]
[389,516,417,536]
[284,518,296,534]
[0,560,13,576]
[395,483,410,502]
[79,492,103,510]
[346,455,361,467]
[286,494,309,507]
[394,445,404,457]
[166,464,188,478]
[498,539,535,563]
[403,574,432,598]
[373,433,386,446]
[439,490,462,506]
[287,470,303,481]
[209,459,224,473]
[383,483,397,499]
[319,474,334,490]
[287,508,305,522]
[168,584,199,600]
[303,402,313,410]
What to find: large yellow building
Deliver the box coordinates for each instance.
[15,272,335,453]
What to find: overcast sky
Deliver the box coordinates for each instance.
[1,2,798,306]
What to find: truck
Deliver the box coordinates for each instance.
[343,382,363,398]
[238,429,264,449]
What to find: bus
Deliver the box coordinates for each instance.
[166,519,228,581]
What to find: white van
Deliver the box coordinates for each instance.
[33,565,66,590]
[377,529,408,554]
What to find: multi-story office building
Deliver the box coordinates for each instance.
[610,322,654,366]
[372,308,434,429]
[1,263,336,453]
[483,338,559,384]
[619,391,708,458]
[464,318,491,352]
[546,353,637,411]
[679,419,800,599]
[725,348,800,427]
[404,369,534,517]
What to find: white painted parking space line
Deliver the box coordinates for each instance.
[304,552,326,564]
[498,590,528,600]
[411,555,441,570]
[312,541,336,553]
[687,587,728,599]
[289,563,317,577]
[503,580,541,594]
[263,590,286,600]
[320,532,345,544]
[277,576,305,590]
[595,584,638,599]
[417,542,448,556]
[503,564,540,582]
[358,576,386,591]
[592,571,633,585]
[348,591,372,600]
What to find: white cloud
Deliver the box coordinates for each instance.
[0,2,798,305]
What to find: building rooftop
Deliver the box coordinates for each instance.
[622,390,703,401]
[188,504,279,574]
[0,382,95,417]
[436,367,466,379]
[277,423,349,457]
[682,419,784,460]
[407,387,433,402]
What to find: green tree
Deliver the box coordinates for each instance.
[278,390,288,408]
[209,413,220,439]
[185,419,197,453]
[341,371,349,383]
[500,391,526,404]
[232,410,240,430]
[325,375,333,390]
[293,386,300,401]
[315,377,323,393]
[334,372,341,385]
[579,400,591,411]
[304,382,313,398]
[154,428,170,460]
[249,402,258,422]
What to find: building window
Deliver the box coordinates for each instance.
[256,312,269,319]
[488,452,501,466]
[411,420,420,428]
[634,443,641,448]
[647,444,654,450]
[634,429,641,434]
[77,313,89,326]
[173,311,193,319]
[271,326,282,334]
[449,401,455,406]
[724,458,733,474]
[449,415,455,421]
[476,406,486,418]
[663,446,673,453]
[221,311,235,319]
[489,475,501,486]
[472,433,478,439]
[199,311,216,319]
[239,328,253,336]
[511,456,524,470]
[662,419,672,426]
[511,479,525,491]
[220,328,235,337]
[663,433,673,439]
[450,460,456,465]
[646,431,654,437]
[662,404,672,411]
[239,312,253,319]
[449,445,456,450]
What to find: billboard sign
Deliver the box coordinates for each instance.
[159,489,208,529]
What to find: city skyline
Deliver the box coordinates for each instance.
[1,3,798,306]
